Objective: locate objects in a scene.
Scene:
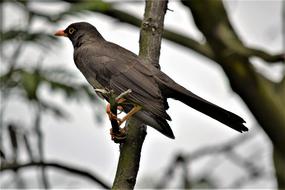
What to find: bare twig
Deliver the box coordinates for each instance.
[34,103,49,189]
[156,131,255,188]
[23,133,35,162]
[0,161,110,189]
[245,48,284,63]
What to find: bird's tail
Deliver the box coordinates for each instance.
[162,79,248,132]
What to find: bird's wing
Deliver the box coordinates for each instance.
[80,45,171,121]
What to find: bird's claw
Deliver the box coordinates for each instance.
[108,112,123,125]
[110,127,127,143]
[102,88,135,143]
[106,104,123,125]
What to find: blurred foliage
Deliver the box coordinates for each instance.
[1,67,98,102]
[0,0,103,188]
[0,1,102,112]
[1,30,57,47]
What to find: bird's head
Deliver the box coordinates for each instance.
[54,22,104,47]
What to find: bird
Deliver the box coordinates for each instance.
[55,22,248,139]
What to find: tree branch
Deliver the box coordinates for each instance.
[44,0,284,66]
[278,71,285,104]
[111,1,168,189]
[58,0,284,64]
[245,47,284,63]
[33,103,49,188]
[0,161,110,189]
[52,0,213,60]
[155,131,259,188]
[181,0,285,187]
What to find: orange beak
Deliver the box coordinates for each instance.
[54,29,67,37]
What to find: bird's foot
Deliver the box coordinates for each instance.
[101,89,135,143]
[106,101,124,125]
[106,103,142,126]
[110,127,127,143]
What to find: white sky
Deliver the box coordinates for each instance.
[1,0,283,188]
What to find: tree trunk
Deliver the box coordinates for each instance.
[111,1,168,189]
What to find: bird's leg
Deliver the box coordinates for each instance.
[114,89,132,114]
[108,104,141,143]
[106,100,126,143]
[109,127,127,142]
[106,102,142,126]
[105,89,132,122]
[117,105,142,126]
[104,89,133,143]
[106,98,125,123]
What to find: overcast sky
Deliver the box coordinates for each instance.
[1,0,283,188]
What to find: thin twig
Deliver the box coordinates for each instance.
[34,103,49,189]
[0,161,110,189]
[155,130,255,188]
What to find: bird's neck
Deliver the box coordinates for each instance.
[72,33,105,49]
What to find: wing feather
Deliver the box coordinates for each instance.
[76,43,171,120]
[108,61,171,120]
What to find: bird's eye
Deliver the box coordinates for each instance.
[68,27,76,35]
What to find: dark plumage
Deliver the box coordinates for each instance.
[55,22,248,139]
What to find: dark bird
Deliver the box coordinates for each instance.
[55,22,248,139]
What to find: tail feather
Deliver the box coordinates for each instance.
[166,84,248,133]
[155,117,175,139]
